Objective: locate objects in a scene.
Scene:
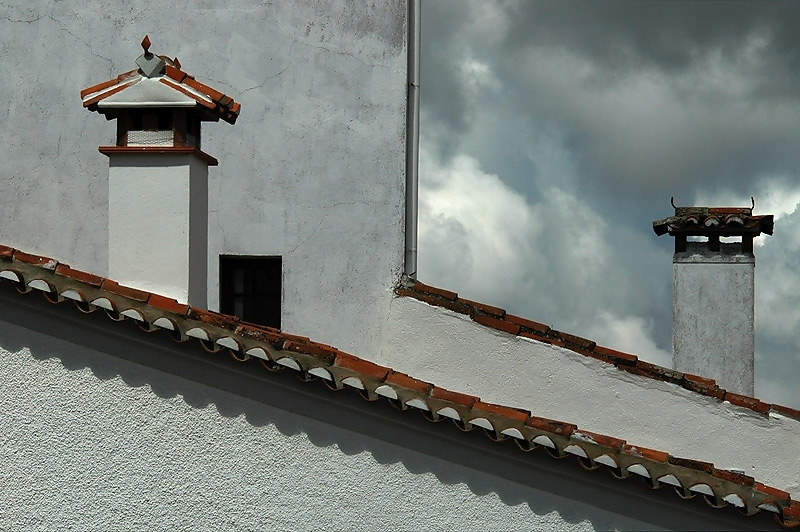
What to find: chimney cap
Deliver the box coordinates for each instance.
[653,202,774,237]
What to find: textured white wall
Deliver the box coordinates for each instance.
[0,0,407,357]
[108,154,208,306]
[379,296,800,499]
[673,244,755,395]
[0,318,666,532]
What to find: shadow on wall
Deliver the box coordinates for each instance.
[0,283,782,531]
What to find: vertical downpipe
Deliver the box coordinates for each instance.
[404,0,421,279]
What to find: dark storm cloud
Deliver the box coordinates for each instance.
[418,1,800,407]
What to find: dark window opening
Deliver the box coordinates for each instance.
[220,256,281,329]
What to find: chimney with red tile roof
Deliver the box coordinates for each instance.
[653,203,774,395]
[81,37,240,306]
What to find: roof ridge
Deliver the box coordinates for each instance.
[396,278,799,421]
[0,244,797,527]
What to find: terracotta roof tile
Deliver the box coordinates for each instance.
[668,456,714,474]
[385,371,432,395]
[146,293,189,316]
[187,307,239,331]
[526,416,577,437]
[725,392,770,414]
[55,263,104,287]
[334,352,390,381]
[1,246,798,527]
[0,245,14,261]
[504,314,550,334]
[100,279,150,302]
[429,386,478,408]
[712,468,755,487]
[460,297,505,318]
[621,444,669,463]
[471,313,520,335]
[473,400,530,422]
[81,44,240,125]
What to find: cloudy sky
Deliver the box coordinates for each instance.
[416,1,800,409]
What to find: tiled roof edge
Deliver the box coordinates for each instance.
[0,244,798,528]
[396,278,794,422]
[81,64,240,125]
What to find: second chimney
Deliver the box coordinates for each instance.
[653,204,774,396]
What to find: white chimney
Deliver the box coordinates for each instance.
[81,36,240,306]
[653,204,773,395]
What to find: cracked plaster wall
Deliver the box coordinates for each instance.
[0,0,407,358]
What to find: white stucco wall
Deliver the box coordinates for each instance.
[0,1,407,357]
[673,244,755,395]
[108,154,208,306]
[379,296,800,499]
[0,318,667,532]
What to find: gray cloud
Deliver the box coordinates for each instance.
[418,1,800,408]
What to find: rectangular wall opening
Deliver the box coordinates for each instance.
[219,255,281,329]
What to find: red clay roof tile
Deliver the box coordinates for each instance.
[504,314,550,334]
[187,307,239,330]
[101,279,150,302]
[385,371,432,395]
[54,263,104,287]
[471,313,520,335]
[668,456,714,474]
[621,444,669,463]
[430,386,479,407]
[725,392,770,414]
[334,352,390,381]
[147,293,189,316]
[473,400,530,422]
[526,416,577,436]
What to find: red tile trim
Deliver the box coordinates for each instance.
[82,80,138,108]
[621,444,669,463]
[472,314,520,335]
[55,264,104,287]
[410,281,458,300]
[505,314,550,334]
[593,345,637,366]
[101,279,150,302]
[725,392,770,414]
[283,340,338,363]
[771,404,800,420]
[187,307,239,331]
[473,400,530,422]
[554,331,596,351]
[395,288,471,315]
[782,501,800,527]
[158,78,217,110]
[573,430,625,451]
[13,251,57,269]
[235,323,284,345]
[712,468,755,487]
[755,482,792,504]
[334,352,390,381]
[429,386,478,407]
[460,298,505,318]
[147,293,189,316]
[80,69,138,98]
[668,456,714,473]
[527,416,576,436]
[385,371,432,395]
[0,245,14,261]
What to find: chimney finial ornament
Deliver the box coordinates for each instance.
[141,35,152,55]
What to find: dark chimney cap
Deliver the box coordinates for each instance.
[653,205,774,237]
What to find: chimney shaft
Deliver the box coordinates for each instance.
[82,37,240,306]
[653,205,774,396]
